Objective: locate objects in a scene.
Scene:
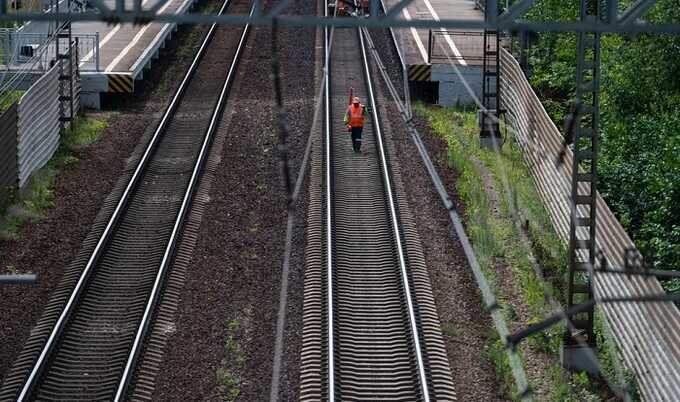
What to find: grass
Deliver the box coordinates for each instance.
[486,330,528,401]
[414,103,619,401]
[0,1,44,29]
[0,90,23,113]
[441,322,460,338]
[216,318,245,402]
[63,117,111,148]
[0,114,111,244]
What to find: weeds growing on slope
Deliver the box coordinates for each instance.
[414,103,622,401]
[0,114,112,245]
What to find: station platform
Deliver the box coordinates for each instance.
[15,0,196,108]
[383,0,486,105]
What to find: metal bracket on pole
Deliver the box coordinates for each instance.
[561,0,601,373]
[480,0,502,149]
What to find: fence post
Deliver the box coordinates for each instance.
[520,30,529,77]
[95,32,100,71]
[427,29,432,64]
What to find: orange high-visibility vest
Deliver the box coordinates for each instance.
[347,105,365,127]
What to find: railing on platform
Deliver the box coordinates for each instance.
[0,29,99,72]
[427,29,510,65]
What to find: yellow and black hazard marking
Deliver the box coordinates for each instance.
[108,73,134,93]
[408,64,432,82]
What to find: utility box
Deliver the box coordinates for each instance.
[478,109,503,149]
[560,343,599,374]
[18,44,39,62]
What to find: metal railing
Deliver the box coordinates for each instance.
[427,29,511,65]
[0,29,99,71]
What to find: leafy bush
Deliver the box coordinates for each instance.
[524,0,680,283]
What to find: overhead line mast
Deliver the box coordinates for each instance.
[562,0,602,373]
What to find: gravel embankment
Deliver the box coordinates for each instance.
[368,25,509,401]
[150,0,317,400]
[0,12,215,382]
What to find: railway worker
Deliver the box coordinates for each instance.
[344,96,369,152]
[360,0,370,16]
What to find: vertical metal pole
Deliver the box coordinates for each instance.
[56,0,64,131]
[607,0,618,23]
[68,0,74,126]
[495,30,500,116]
[75,37,80,75]
[520,30,529,77]
[487,0,497,23]
[480,0,501,147]
[95,32,100,71]
[481,27,488,127]
[427,29,432,64]
[562,0,601,372]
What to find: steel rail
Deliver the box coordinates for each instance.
[356,26,431,402]
[323,3,334,400]
[16,0,243,399]
[113,3,255,400]
[323,19,431,400]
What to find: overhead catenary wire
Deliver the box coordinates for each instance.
[361,26,532,400]
[13,0,248,398]
[3,8,680,33]
[409,29,637,399]
[269,1,339,399]
[380,22,676,399]
[361,21,680,400]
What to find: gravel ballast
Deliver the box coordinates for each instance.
[367,26,509,401]
[0,15,215,383]
[151,0,317,400]
[2,4,508,401]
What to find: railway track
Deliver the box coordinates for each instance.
[0,1,252,400]
[299,14,457,401]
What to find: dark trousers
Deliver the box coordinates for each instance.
[351,126,363,151]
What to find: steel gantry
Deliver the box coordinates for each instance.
[0,0,676,33]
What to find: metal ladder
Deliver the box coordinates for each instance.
[55,0,74,130]
[480,27,501,146]
[563,0,601,369]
